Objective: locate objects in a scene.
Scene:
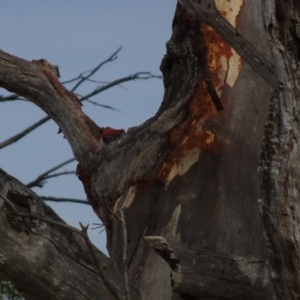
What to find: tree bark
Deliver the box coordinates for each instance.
[0,169,140,300]
[107,1,273,299]
[259,1,300,299]
[144,236,276,300]
[1,0,300,299]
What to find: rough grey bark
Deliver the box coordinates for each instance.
[259,1,300,299]
[145,236,276,300]
[0,169,140,300]
[108,1,273,299]
[0,0,299,299]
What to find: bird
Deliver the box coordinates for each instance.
[100,127,125,144]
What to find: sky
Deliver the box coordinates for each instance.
[0,1,176,254]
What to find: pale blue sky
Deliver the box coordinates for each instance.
[0,1,176,254]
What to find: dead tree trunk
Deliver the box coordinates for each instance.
[0,1,300,299]
[106,1,272,299]
[106,1,300,299]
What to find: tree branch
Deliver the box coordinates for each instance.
[0,93,25,102]
[26,158,76,188]
[80,97,120,112]
[1,192,123,300]
[80,72,161,102]
[0,168,140,300]
[0,50,100,165]
[70,46,122,92]
[0,116,49,150]
[41,196,90,206]
[0,59,159,152]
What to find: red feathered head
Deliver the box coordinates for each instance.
[101,127,125,144]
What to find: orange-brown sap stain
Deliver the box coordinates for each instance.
[156,80,221,182]
[201,23,233,90]
[143,4,228,184]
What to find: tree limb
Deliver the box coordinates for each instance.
[0,49,100,165]
[0,69,159,152]
[0,168,140,300]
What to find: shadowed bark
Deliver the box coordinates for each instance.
[0,169,140,300]
[145,236,276,300]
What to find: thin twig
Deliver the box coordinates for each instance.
[92,222,106,233]
[0,94,25,102]
[62,71,91,84]
[61,70,107,85]
[119,210,130,300]
[41,196,90,206]
[0,116,50,150]
[26,158,76,188]
[40,170,75,180]
[71,47,122,92]
[85,99,121,112]
[79,223,123,300]
[81,72,161,101]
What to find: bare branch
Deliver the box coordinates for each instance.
[85,98,121,112]
[0,47,121,105]
[41,170,75,179]
[70,46,122,92]
[27,171,75,188]
[26,158,76,188]
[81,72,161,101]
[79,222,123,300]
[0,93,25,102]
[41,196,90,206]
[92,222,106,232]
[0,62,159,151]
[0,115,50,150]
